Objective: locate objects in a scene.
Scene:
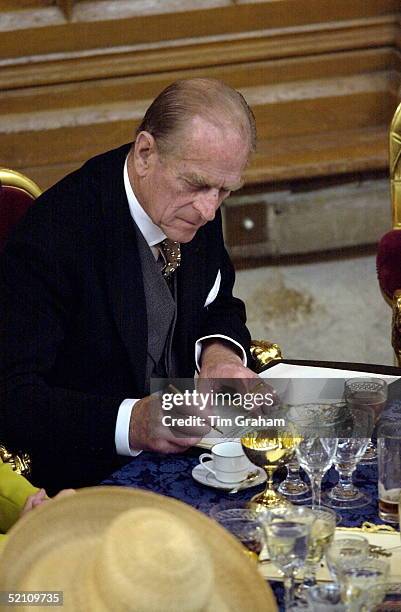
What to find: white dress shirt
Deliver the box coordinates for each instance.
[115,157,246,456]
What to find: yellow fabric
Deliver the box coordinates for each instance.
[0,459,38,535]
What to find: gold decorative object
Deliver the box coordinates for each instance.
[0,168,41,199]
[0,445,31,478]
[250,340,282,373]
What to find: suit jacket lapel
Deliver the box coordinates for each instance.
[98,145,148,394]
[175,231,205,370]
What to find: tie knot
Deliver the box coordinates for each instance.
[159,239,181,278]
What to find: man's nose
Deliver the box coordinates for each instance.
[193,190,219,222]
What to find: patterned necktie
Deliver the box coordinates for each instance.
[158,239,181,279]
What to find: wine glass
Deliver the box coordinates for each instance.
[280,402,346,505]
[278,457,312,504]
[211,508,265,562]
[344,378,388,463]
[264,510,312,610]
[305,507,337,580]
[240,427,302,508]
[295,438,338,509]
[323,405,375,509]
[293,507,337,602]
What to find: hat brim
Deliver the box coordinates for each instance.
[0,487,277,611]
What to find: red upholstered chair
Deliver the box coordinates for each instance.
[377,103,401,367]
[0,168,40,476]
[0,168,41,253]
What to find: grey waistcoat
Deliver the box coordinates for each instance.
[135,227,177,394]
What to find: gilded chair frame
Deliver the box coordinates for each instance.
[0,168,41,199]
[250,340,282,372]
[385,106,401,366]
[0,168,41,476]
[390,104,401,233]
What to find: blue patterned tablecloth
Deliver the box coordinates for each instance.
[102,448,380,526]
[102,446,385,611]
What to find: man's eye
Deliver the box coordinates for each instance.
[183,181,201,192]
[189,184,208,192]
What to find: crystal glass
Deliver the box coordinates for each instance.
[264,511,311,609]
[210,505,265,561]
[240,427,302,508]
[344,378,388,463]
[306,583,345,612]
[295,438,338,508]
[278,457,311,503]
[378,421,401,524]
[266,504,316,531]
[325,535,370,583]
[341,558,390,611]
[301,507,337,591]
[286,402,345,508]
[324,405,375,509]
[286,402,348,435]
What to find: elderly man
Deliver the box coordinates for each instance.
[0,78,258,492]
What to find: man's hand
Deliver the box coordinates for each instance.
[199,340,258,384]
[199,340,280,414]
[129,393,211,453]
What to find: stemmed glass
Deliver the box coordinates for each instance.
[295,437,338,509]
[209,502,265,561]
[300,507,337,593]
[282,402,345,505]
[211,506,266,562]
[240,427,302,508]
[278,457,311,504]
[323,405,375,509]
[264,506,312,610]
[344,378,388,463]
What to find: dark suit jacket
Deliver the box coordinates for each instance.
[0,144,251,492]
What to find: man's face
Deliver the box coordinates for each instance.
[132,116,250,242]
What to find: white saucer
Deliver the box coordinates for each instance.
[191,464,266,491]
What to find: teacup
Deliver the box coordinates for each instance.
[199,442,250,483]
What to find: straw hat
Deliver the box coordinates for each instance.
[0,487,276,611]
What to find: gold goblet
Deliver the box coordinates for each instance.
[241,428,302,509]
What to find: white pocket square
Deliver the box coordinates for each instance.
[204,269,221,307]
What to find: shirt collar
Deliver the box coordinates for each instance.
[123,156,166,246]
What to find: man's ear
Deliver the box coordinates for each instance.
[132,131,157,177]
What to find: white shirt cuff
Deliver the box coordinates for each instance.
[115,398,142,457]
[195,334,247,372]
